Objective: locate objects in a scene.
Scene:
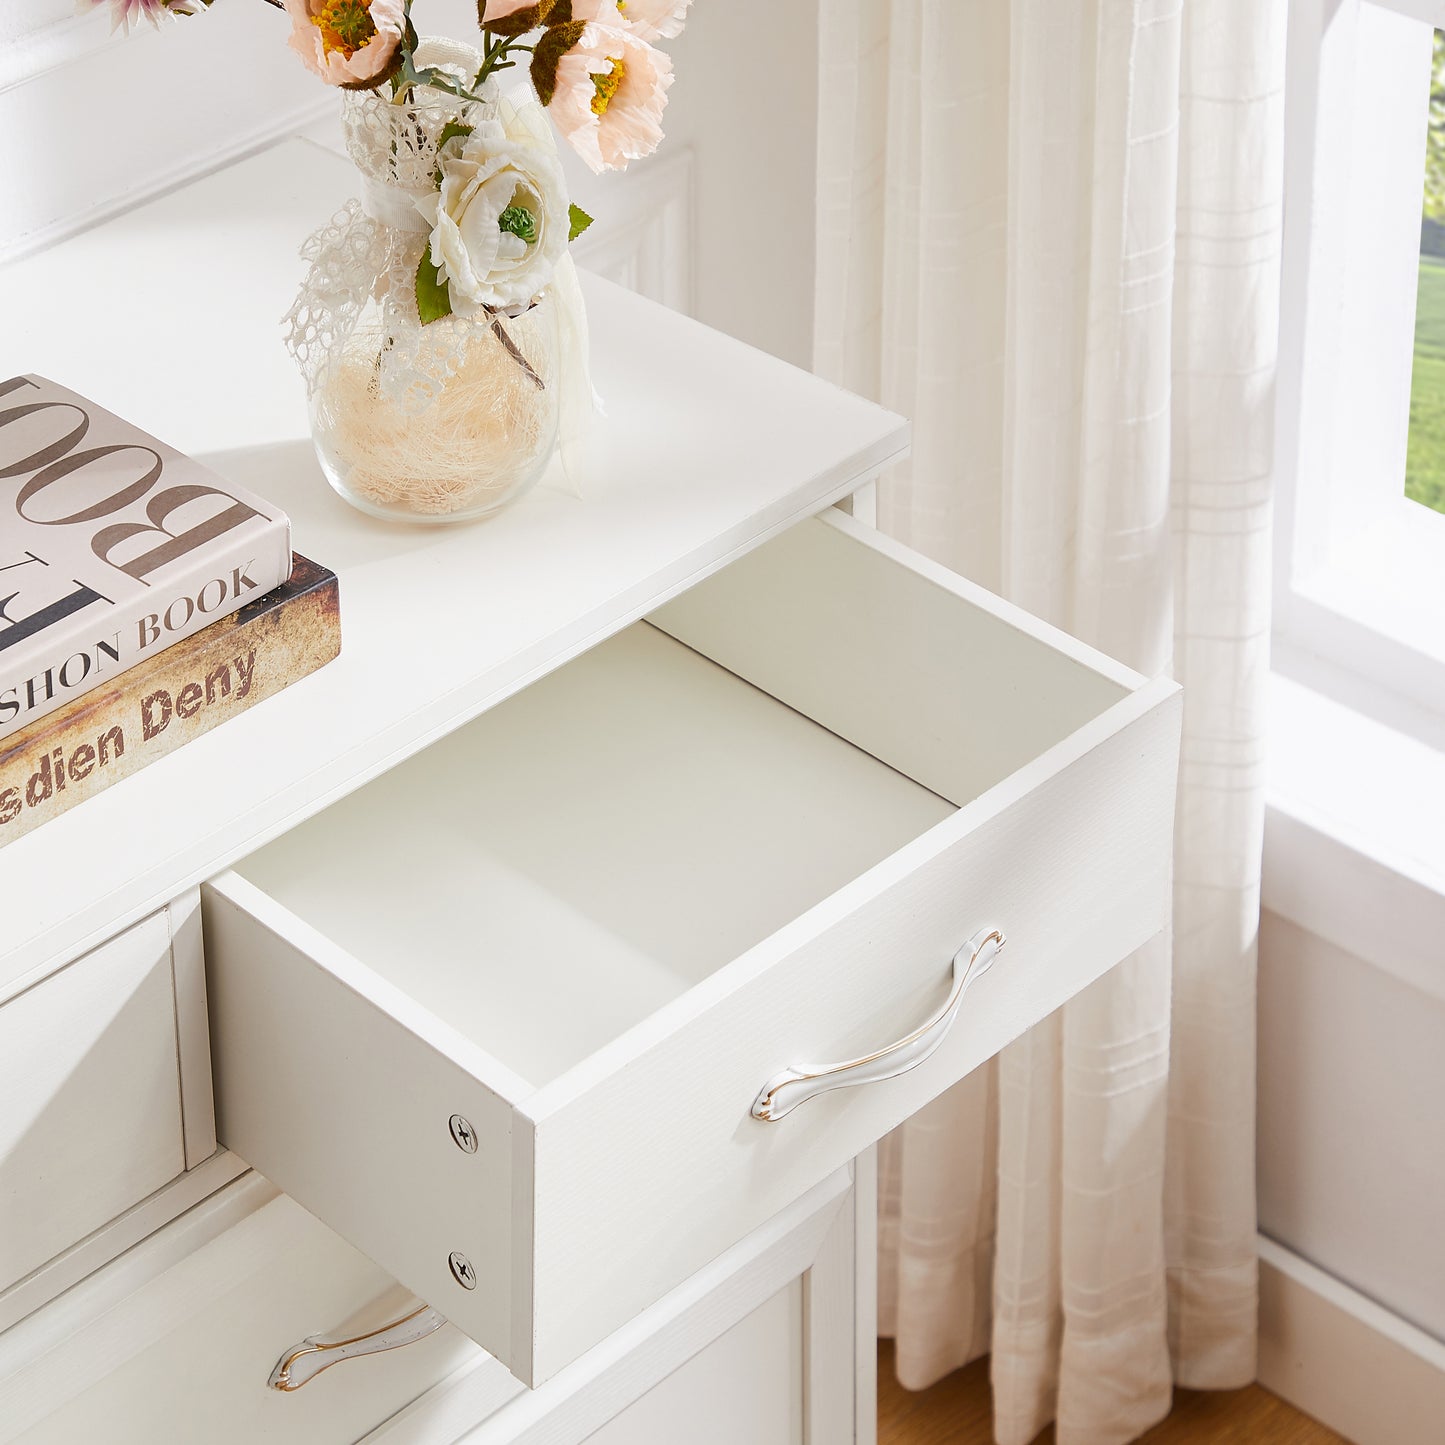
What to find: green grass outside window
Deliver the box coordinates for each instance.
[1410,256,1445,515]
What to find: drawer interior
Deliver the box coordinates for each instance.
[237,623,955,1088]
[232,515,1133,1092]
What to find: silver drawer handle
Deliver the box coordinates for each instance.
[268,1303,446,1391]
[751,928,1006,1123]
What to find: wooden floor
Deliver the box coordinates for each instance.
[877,1342,1347,1445]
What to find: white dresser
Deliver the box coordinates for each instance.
[0,140,1181,1443]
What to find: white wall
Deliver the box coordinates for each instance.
[0,3,327,261]
[0,2,109,89]
[1257,909,1445,1342]
[1,0,817,368]
[647,1,818,367]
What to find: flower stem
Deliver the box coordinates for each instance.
[474,31,519,86]
[489,313,545,390]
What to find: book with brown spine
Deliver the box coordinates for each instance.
[0,374,293,741]
[0,554,340,849]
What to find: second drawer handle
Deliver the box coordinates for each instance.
[268,1303,446,1391]
[750,928,1006,1123]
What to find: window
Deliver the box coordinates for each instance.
[1276,0,1445,734]
[1407,31,1445,515]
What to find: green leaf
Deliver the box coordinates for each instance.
[432,121,475,182]
[568,203,594,242]
[399,58,490,106]
[415,251,453,325]
[436,121,474,152]
[427,69,485,103]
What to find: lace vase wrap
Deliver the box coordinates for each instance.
[284,42,593,519]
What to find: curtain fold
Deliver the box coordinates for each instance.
[816,2,1284,1439]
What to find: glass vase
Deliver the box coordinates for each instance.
[287,42,564,525]
[308,292,562,524]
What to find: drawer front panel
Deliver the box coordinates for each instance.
[0,910,187,1294]
[525,679,1179,1378]
[584,1282,803,1445]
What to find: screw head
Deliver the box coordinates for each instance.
[449,1114,478,1154]
[449,1251,477,1290]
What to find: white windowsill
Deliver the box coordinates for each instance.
[1263,666,1445,1004]
[1279,499,1445,724]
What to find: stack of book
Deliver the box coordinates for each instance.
[0,375,341,848]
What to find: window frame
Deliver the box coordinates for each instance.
[1276,0,1445,734]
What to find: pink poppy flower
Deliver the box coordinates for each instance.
[562,1,625,22]
[283,0,406,89]
[480,0,572,33]
[613,0,691,42]
[565,1,689,41]
[481,0,544,20]
[549,23,673,174]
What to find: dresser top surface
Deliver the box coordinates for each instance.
[0,139,906,995]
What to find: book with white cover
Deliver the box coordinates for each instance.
[0,374,291,741]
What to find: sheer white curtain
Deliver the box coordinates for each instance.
[815,2,1283,1441]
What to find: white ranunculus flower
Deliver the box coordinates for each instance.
[415,116,569,315]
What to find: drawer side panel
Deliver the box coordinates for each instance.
[202,879,519,1369]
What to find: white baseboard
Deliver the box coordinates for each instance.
[1258,1234,1445,1444]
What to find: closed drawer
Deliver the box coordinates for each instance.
[202,511,1181,1386]
[0,1180,476,1445]
[0,1167,853,1445]
[583,1282,803,1445]
[0,897,214,1296]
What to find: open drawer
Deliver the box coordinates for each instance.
[202,511,1181,1386]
